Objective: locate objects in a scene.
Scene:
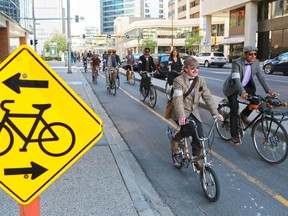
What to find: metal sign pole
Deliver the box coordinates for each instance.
[67,0,72,73]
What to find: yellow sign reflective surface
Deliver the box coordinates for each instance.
[0,45,103,204]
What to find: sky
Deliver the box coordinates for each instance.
[65,0,100,35]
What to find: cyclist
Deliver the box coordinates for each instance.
[125,50,134,81]
[223,45,276,145]
[104,50,117,89]
[168,48,183,85]
[112,49,121,79]
[171,57,223,171]
[82,51,88,72]
[90,53,101,81]
[138,47,156,91]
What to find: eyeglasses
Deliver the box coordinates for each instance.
[186,65,199,70]
[248,52,257,56]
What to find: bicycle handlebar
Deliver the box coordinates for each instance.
[1,100,15,111]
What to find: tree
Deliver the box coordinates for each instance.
[184,33,203,55]
[141,38,157,53]
[44,32,67,55]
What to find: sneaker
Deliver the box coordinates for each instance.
[231,135,241,145]
[194,162,202,173]
[240,114,250,125]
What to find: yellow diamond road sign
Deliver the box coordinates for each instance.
[0,45,103,204]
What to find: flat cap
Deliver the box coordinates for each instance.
[243,45,258,52]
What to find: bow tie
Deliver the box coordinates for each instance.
[245,63,252,66]
[189,78,194,81]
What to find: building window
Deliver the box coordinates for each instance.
[178,5,186,13]
[230,8,245,27]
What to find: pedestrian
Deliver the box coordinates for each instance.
[171,57,223,171]
[138,47,156,91]
[222,45,276,145]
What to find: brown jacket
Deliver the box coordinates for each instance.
[172,73,218,122]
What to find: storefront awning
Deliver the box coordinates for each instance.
[223,36,244,45]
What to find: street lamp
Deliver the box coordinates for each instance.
[171,0,175,50]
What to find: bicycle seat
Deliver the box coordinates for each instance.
[32,104,51,110]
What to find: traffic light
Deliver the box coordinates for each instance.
[82,34,85,39]
[126,34,129,38]
[107,34,111,38]
[30,40,33,45]
[34,40,38,45]
[75,15,79,22]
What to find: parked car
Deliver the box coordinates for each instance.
[195,52,226,68]
[132,53,142,71]
[154,54,170,79]
[263,52,288,75]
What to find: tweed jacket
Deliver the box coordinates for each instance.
[172,73,218,122]
[223,57,271,97]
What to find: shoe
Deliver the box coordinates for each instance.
[231,135,241,145]
[240,114,250,125]
[194,162,202,172]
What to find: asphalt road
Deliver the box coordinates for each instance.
[81,66,288,216]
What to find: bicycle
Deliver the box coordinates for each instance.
[167,116,220,202]
[115,67,120,88]
[0,100,75,157]
[106,68,117,96]
[126,66,135,85]
[92,66,99,84]
[165,70,182,100]
[83,60,88,72]
[216,94,288,164]
[139,71,157,108]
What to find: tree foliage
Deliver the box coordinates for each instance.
[184,33,203,55]
[43,32,67,54]
[141,38,157,53]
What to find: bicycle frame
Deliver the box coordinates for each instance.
[0,101,58,152]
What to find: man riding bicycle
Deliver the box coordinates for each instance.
[138,47,156,91]
[90,53,101,81]
[171,57,223,171]
[104,50,117,89]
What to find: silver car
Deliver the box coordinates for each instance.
[195,52,226,68]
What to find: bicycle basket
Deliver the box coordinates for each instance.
[262,100,288,119]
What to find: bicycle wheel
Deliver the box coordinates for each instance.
[148,85,157,108]
[200,166,220,202]
[111,79,117,95]
[252,116,288,164]
[0,125,13,156]
[116,74,120,88]
[140,85,147,101]
[39,122,75,157]
[216,104,231,141]
[165,82,173,100]
[130,72,135,85]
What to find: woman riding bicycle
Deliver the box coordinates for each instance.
[168,48,183,85]
[125,50,134,81]
[171,57,223,171]
[90,53,101,81]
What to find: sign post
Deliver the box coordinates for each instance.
[0,45,103,206]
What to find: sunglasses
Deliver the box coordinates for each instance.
[144,50,150,53]
[186,65,199,70]
[248,52,257,56]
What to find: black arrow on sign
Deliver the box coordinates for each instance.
[3,73,48,94]
[4,162,48,180]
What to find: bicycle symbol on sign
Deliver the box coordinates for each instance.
[0,100,75,157]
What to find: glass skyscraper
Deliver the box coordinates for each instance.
[101,0,166,34]
[0,0,31,31]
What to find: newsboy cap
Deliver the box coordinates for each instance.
[243,45,258,52]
